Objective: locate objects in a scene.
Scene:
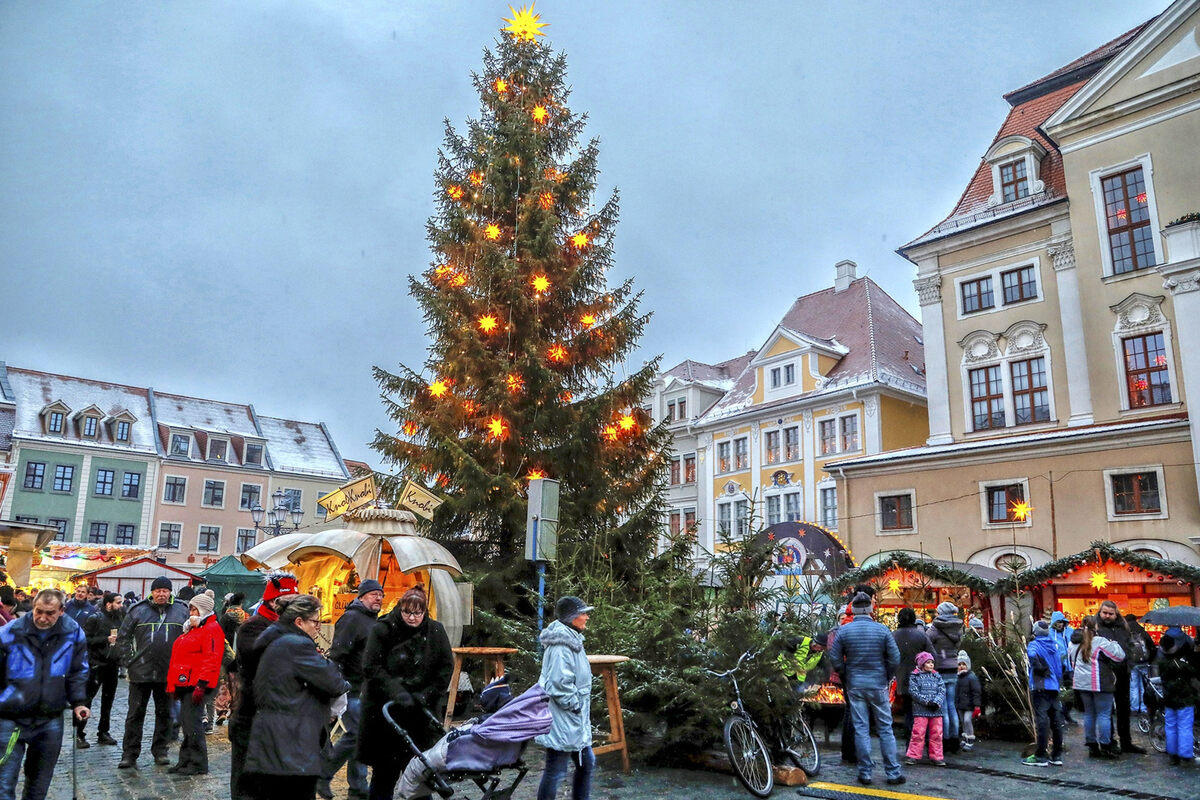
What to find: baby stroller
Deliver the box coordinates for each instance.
[385,682,552,800]
[1138,673,1200,757]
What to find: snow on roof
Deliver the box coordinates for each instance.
[6,368,156,452]
[152,391,258,436]
[256,416,347,479]
[699,277,924,423]
[662,352,755,393]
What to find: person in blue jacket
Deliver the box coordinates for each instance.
[1048,612,1075,722]
[0,588,91,800]
[536,596,595,800]
[1024,620,1065,767]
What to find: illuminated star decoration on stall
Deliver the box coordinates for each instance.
[1090,570,1109,590]
[887,577,902,594]
[502,4,548,43]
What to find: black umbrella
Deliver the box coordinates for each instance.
[1140,606,1200,628]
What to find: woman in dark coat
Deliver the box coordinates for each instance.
[358,586,453,800]
[892,607,934,734]
[244,595,350,800]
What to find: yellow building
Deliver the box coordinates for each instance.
[833,0,1200,619]
[653,260,928,566]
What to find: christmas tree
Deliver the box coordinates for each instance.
[373,5,669,586]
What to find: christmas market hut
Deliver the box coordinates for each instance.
[993,541,1200,639]
[826,551,1006,630]
[19,543,156,593]
[199,555,267,609]
[75,556,199,598]
[240,507,470,646]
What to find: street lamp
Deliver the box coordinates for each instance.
[249,488,303,537]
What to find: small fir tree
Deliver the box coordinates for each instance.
[373,6,669,589]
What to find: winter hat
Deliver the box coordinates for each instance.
[262,571,299,602]
[915,651,935,669]
[936,601,958,617]
[357,579,384,597]
[969,616,984,632]
[957,650,972,670]
[1032,619,1051,638]
[150,576,173,592]
[189,592,215,618]
[850,592,873,615]
[555,595,594,625]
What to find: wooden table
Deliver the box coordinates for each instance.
[588,654,631,773]
[444,646,518,729]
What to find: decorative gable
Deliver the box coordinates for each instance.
[40,400,70,435]
[984,135,1047,207]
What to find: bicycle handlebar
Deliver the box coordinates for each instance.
[704,626,781,678]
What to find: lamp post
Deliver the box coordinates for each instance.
[249,488,303,537]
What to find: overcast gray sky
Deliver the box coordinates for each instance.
[0,1,1165,466]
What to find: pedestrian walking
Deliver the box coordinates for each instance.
[1155,627,1197,765]
[1024,620,1065,766]
[116,575,190,769]
[905,652,946,765]
[0,589,90,800]
[64,584,99,625]
[316,578,384,800]
[1070,615,1126,759]
[928,601,964,753]
[165,590,224,775]
[230,570,300,800]
[243,594,350,800]
[828,591,905,787]
[1049,612,1076,724]
[1096,600,1147,754]
[535,596,597,800]
[955,650,982,752]
[1125,613,1156,714]
[76,591,125,747]
[359,586,453,800]
[892,607,934,735]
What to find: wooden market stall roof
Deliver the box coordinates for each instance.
[993,540,1200,594]
[828,551,1007,595]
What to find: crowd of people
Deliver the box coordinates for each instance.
[0,574,599,800]
[823,584,1199,788]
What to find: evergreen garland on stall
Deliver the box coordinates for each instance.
[827,551,997,596]
[992,540,1200,594]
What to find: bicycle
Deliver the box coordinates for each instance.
[705,643,821,797]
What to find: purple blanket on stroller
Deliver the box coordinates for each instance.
[443,684,552,772]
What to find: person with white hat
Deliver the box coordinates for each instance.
[165,589,225,775]
[536,596,596,800]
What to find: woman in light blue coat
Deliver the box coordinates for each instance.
[536,596,594,800]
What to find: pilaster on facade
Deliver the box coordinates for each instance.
[801,410,816,519]
[1159,253,1200,505]
[698,434,715,556]
[914,272,953,445]
[1048,241,1095,426]
[71,453,92,542]
[863,395,882,455]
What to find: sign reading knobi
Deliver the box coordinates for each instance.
[399,480,443,521]
[317,474,378,521]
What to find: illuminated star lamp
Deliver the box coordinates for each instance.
[617,413,636,431]
[602,424,619,442]
[571,231,589,248]
[1090,570,1109,590]
[428,379,450,398]
[484,223,502,241]
[502,4,549,43]
[531,274,550,293]
[494,78,509,94]
[1010,500,1033,522]
[487,416,507,440]
[532,105,549,123]
[451,273,468,287]
[478,314,499,334]
[446,185,464,200]
[887,577,902,594]
[538,191,554,209]
[580,313,596,327]
[402,421,419,437]
[527,468,546,480]
[506,373,524,392]
[469,171,484,186]
[547,344,568,362]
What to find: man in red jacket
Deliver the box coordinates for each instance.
[165,591,225,775]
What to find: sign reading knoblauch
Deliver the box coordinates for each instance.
[399,479,444,521]
[317,474,379,521]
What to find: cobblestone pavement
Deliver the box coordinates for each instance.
[37,683,1196,800]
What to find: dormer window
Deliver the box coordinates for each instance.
[784,364,795,385]
[244,443,264,466]
[82,416,99,438]
[208,439,228,462]
[985,136,1046,208]
[115,421,131,442]
[48,412,64,434]
[170,433,190,457]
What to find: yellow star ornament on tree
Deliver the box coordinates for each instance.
[502,4,548,43]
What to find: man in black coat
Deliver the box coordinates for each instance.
[76,592,125,747]
[229,571,299,800]
[1097,600,1147,754]
[317,579,383,800]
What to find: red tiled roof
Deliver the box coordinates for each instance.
[344,459,373,477]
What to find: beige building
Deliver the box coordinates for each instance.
[833,0,1200,620]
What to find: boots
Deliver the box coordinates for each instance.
[1101,742,1121,759]
[1087,742,1102,758]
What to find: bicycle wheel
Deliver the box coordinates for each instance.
[724,714,774,798]
[782,711,821,777]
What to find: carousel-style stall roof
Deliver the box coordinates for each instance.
[994,540,1200,594]
[238,531,311,571]
[828,551,1006,595]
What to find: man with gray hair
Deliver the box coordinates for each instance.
[829,591,904,787]
[0,589,90,800]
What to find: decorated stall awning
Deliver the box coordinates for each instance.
[828,551,1006,596]
[993,541,1200,594]
[239,532,312,571]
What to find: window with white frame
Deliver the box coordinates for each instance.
[159,522,182,550]
[202,480,225,508]
[163,476,187,504]
[820,486,838,529]
[53,465,74,493]
[668,457,680,485]
[875,490,915,534]
[784,364,795,385]
[956,259,1043,318]
[960,323,1055,433]
[669,510,683,535]
[170,433,190,457]
[716,441,731,473]
[208,438,228,462]
[684,508,696,534]
[683,454,696,484]
[121,472,141,499]
[1110,293,1176,413]
[784,492,801,522]
[47,411,64,434]
[1090,156,1163,278]
[770,367,782,388]
[244,443,264,466]
[94,469,114,497]
[282,488,303,512]
[1103,465,1167,522]
[236,528,258,554]
[839,416,859,452]
[765,430,781,464]
[818,420,836,455]
[734,437,748,470]
[82,416,99,438]
[818,412,860,456]
[717,503,732,536]
[198,525,220,552]
[985,135,1045,208]
[115,420,131,442]
[783,426,800,461]
[766,495,782,526]
[240,483,262,511]
[978,478,1032,529]
[316,492,330,519]
[734,499,749,536]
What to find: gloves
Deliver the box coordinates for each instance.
[973,707,982,719]
[191,685,205,705]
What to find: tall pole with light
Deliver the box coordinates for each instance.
[249,488,304,538]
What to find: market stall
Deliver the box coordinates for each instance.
[75,557,199,598]
[199,555,266,609]
[12,543,155,592]
[240,507,470,646]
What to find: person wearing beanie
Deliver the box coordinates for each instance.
[230,570,299,799]
[534,596,597,800]
[928,601,964,752]
[164,592,225,775]
[892,607,934,737]
[116,576,190,769]
[829,589,905,786]
[359,585,453,800]
[1156,627,1198,765]
[1024,619,1065,766]
[316,579,384,799]
[905,652,946,765]
[955,651,982,752]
